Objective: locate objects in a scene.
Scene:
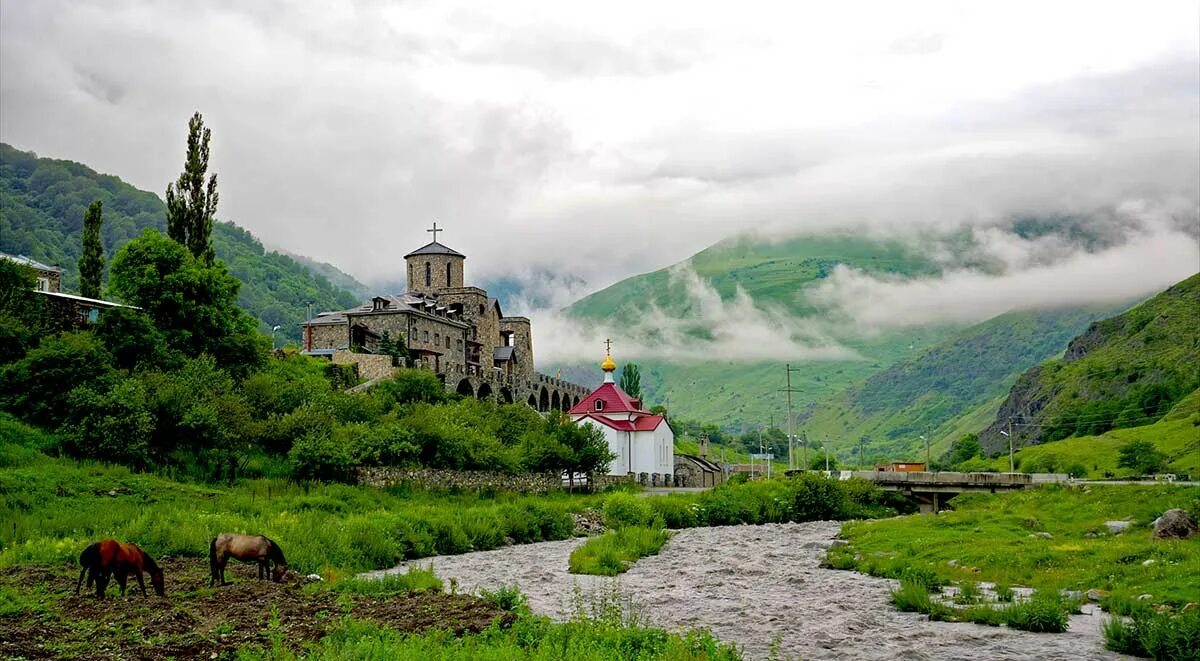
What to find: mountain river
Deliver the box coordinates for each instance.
[363,521,1127,660]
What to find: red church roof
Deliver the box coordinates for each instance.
[575,412,666,432]
[569,382,645,415]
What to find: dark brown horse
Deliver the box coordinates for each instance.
[209,533,287,586]
[76,539,164,598]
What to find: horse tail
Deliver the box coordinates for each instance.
[209,537,218,577]
[77,542,99,594]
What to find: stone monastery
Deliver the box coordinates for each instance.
[301,225,588,410]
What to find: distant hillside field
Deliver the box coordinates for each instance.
[0,143,359,338]
[799,305,1126,461]
[991,388,1200,478]
[980,273,1200,455]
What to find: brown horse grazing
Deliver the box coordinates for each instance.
[209,533,287,587]
[76,539,164,598]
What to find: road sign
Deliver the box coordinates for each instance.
[750,453,774,460]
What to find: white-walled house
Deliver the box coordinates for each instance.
[569,352,674,482]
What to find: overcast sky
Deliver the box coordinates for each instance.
[2,0,1198,315]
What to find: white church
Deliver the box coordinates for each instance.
[569,350,674,482]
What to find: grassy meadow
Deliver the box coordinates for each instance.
[828,484,1200,608]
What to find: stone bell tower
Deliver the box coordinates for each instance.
[405,222,465,295]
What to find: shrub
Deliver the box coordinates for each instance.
[899,566,944,592]
[647,495,701,529]
[994,582,1015,603]
[603,492,653,529]
[954,581,980,605]
[289,430,354,482]
[891,580,952,620]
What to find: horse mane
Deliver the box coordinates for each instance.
[265,537,287,565]
[142,551,162,575]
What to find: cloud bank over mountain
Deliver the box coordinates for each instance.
[2,0,1196,357]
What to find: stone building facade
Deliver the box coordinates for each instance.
[302,231,587,411]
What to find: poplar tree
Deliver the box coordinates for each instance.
[620,363,642,401]
[78,200,105,299]
[166,111,218,263]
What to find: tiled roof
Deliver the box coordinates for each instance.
[0,252,60,272]
[569,382,644,415]
[575,412,666,432]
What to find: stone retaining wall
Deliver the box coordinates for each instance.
[358,466,562,493]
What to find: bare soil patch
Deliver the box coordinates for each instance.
[1,558,510,660]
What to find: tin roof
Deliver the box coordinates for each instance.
[403,241,465,258]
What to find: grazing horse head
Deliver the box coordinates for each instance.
[143,555,166,596]
[266,538,288,583]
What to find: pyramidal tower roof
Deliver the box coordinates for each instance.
[404,241,465,259]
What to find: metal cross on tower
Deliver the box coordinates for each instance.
[427,221,442,243]
[604,338,613,354]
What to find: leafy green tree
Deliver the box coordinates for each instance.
[942,434,982,468]
[94,307,171,371]
[620,363,642,400]
[0,260,45,363]
[809,449,839,471]
[1117,440,1167,476]
[0,331,116,426]
[378,331,411,367]
[108,229,266,371]
[373,369,448,408]
[165,111,219,263]
[552,412,615,490]
[78,200,105,298]
[289,429,354,482]
[60,377,154,468]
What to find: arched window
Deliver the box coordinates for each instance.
[594,400,604,411]
[424,262,431,287]
[446,262,452,286]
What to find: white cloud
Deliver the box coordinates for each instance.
[806,206,1200,331]
[524,265,857,364]
[0,0,1196,298]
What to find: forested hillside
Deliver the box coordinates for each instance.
[799,305,1126,460]
[979,273,1200,455]
[0,143,359,337]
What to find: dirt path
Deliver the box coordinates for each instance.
[366,521,1127,660]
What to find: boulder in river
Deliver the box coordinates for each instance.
[1152,508,1198,540]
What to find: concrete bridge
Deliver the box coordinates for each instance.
[789,470,1069,513]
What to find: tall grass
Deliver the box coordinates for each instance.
[890,579,1073,633]
[1104,608,1200,660]
[0,450,597,574]
[237,582,743,661]
[569,526,671,576]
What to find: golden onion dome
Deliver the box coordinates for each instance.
[601,353,617,372]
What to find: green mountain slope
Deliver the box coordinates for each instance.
[989,387,1200,478]
[979,273,1200,455]
[283,251,372,300]
[798,306,1126,461]
[557,233,960,428]
[0,143,359,338]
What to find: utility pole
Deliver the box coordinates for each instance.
[780,364,803,470]
[824,444,830,471]
[921,434,929,470]
[1004,417,1014,472]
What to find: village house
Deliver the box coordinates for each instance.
[569,350,676,486]
[1,252,134,329]
[300,225,587,409]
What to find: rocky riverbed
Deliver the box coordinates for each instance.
[366,521,1127,660]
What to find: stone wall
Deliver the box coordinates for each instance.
[307,323,347,351]
[358,466,562,493]
[499,317,535,381]
[333,350,397,381]
[406,254,464,295]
